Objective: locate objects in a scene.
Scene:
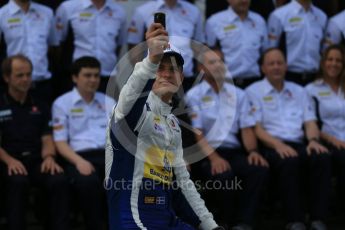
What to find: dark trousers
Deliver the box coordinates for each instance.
[326,144,345,209]
[193,148,268,226]
[1,156,70,230]
[286,71,317,86]
[67,149,105,230]
[263,142,331,223]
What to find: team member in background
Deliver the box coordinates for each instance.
[55,0,127,93]
[324,9,345,48]
[53,56,115,230]
[246,48,331,230]
[306,44,345,211]
[0,54,69,230]
[0,0,58,102]
[106,23,223,230]
[186,48,268,230]
[267,0,327,86]
[127,0,204,91]
[205,0,268,89]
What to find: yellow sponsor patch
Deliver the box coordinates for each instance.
[201,96,212,103]
[224,24,236,32]
[144,196,155,204]
[289,17,302,23]
[318,91,331,97]
[263,96,273,102]
[143,146,175,184]
[70,108,83,113]
[128,27,138,33]
[153,116,161,123]
[7,18,21,23]
[80,12,93,18]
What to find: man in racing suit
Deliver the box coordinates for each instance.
[106,23,222,229]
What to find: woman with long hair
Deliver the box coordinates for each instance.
[306,44,345,212]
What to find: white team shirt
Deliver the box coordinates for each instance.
[206,7,268,79]
[55,0,127,76]
[52,87,115,152]
[267,0,327,73]
[324,9,345,48]
[185,81,255,149]
[0,0,57,81]
[246,78,316,143]
[306,80,345,142]
[127,0,204,77]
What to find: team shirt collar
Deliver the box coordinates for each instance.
[9,0,37,15]
[291,0,315,14]
[227,6,255,23]
[157,0,183,10]
[262,77,293,95]
[71,87,102,106]
[82,0,111,10]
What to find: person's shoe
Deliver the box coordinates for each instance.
[310,220,327,230]
[231,224,252,230]
[286,222,306,230]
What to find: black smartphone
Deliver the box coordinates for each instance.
[154,12,166,29]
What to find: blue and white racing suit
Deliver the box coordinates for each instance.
[106,57,218,230]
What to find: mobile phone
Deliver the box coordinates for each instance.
[154,12,166,29]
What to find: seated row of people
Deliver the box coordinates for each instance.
[185,46,345,230]
[0,55,113,230]
[1,44,344,229]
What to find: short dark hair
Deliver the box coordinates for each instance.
[259,47,286,66]
[71,56,101,76]
[2,54,32,78]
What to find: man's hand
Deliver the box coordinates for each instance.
[76,158,95,176]
[145,23,169,64]
[329,137,345,150]
[248,151,269,167]
[41,156,64,175]
[209,153,230,176]
[7,157,28,176]
[307,140,329,155]
[274,142,298,159]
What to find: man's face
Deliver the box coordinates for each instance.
[5,59,32,94]
[228,0,250,14]
[72,67,100,95]
[153,56,183,96]
[201,50,226,83]
[261,49,287,82]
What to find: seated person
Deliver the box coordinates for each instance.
[306,44,345,210]
[0,54,69,230]
[185,48,268,230]
[246,48,332,230]
[52,56,115,230]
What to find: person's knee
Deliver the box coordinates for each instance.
[309,153,331,167]
[44,173,69,191]
[212,169,234,182]
[73,173,101,191]
[6,174,29,189]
